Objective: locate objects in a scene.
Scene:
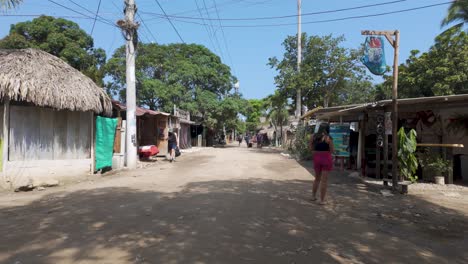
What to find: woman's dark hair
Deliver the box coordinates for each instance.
[317,123,330,135]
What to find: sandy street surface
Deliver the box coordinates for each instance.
[0,145,467,264]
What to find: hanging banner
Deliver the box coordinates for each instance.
[361,36,387,75]
[329,124,350,157]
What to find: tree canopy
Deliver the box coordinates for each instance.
[268,33,374,109]
[382,27,467,98]
[0,15,106,85]
[105,42,244,130]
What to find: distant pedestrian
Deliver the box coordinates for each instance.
[257,133,263,148]
[310,124,334,205]
[168,130,178,162]
[245,134,251,148]
[237,135,243,146]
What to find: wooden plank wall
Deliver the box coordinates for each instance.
[0,105,3,171]
[9,106,91,161]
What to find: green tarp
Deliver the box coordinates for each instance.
[95,116,118,171]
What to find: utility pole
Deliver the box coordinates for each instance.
[295,0,302,118]
[118,0,139,169]
[361,30,400,191]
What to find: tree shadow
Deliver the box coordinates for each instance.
[0,177,467,263]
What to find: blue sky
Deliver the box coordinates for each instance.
[0,0,453,99]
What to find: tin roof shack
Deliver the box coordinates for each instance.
[302,94,468,183]
[0,49,112,190]
[112,101,171,160]
[173,107,194,149]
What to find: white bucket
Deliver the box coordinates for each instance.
[434,176,445,185]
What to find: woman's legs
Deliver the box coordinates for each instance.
[312,171,322,199]
[319,170,330,203]
[170,148,175,161]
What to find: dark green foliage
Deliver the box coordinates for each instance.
[105,42,245,130]
[382,28,467,98]
[0,15,106,86]
[268,34,375,109]
[397,128,418,183]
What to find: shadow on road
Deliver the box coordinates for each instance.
[0,176,467,263]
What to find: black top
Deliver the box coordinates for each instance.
[168,133,177,144]
[313,135,331,151]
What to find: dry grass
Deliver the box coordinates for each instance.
[0,48,111,115]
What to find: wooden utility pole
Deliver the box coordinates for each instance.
[361,30,400,191]
[118,0,139,169]
[295,0,302,118]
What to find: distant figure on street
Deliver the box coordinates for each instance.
[245,134,251,148]
[237,135,243,146]
[168,130,178,163]
[309,123,334,205]
[256,133,263,148]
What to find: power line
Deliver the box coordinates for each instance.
[137,13,158,43]
[64,0,115,26]
[90,0,102,35]
[195,0,218,54]
[154,1,454,28]
[141,0,407,21]
[46,0,115,27]
[202,0,225,62]
[153,0,185,43]
[0,14,93,19]
[213,0,236,75]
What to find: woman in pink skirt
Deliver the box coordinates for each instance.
[310,125,334,205]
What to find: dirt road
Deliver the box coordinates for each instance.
[0,145,467,264]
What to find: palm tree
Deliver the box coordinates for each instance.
[0,0,22,10]
[441,0,468,30]
[0,0,21,9]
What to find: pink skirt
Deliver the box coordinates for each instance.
[313,152,333,172]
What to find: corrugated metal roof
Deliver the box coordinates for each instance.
[305,94,468,119]
[112,100,170,116]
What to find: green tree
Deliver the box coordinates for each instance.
[244,99,268,132]
[0,15,106,85]
[105,42,242,130]
[441,0,468,30]
[268,34,372,109]
[383,27,467,98]
[265,91,289,146]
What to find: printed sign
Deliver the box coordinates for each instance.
[329,124,350,157]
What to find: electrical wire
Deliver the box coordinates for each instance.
[153,0,185,43]
[202,0,225,62]
[90,0,102,35]
[63,0,115,26]
[148,1,454,28]
[195,0,219,54]
[141,0,407,21]
[137,13,159,43]
[213,0,237,75]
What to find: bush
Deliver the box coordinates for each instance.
[290,124,312,160]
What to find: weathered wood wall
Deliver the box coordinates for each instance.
[9,106,91,161]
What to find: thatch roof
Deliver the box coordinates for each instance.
[0,48,111,115]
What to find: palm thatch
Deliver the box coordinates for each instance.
[0,48,111,115]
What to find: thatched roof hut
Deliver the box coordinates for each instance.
[0,48,111,115]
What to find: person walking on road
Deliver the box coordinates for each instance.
[168,130,178,163]
[310,124,334,205]
[237,135,243,146]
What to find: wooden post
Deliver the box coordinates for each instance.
[2,98,10,184]
[383,134,389,179]
[362,30,399,191]
[90,112,95,173]
[376,143,381,179]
